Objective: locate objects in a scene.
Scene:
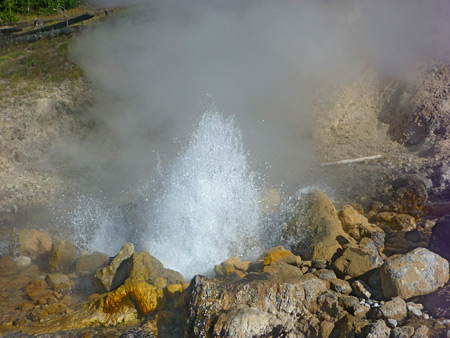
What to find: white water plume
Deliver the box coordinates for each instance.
[145,111,262,278]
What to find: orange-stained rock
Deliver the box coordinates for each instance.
[27,288,54,302]
[16,229,52,260]
[390,214,416,231]
[104,277,164,315]
[166,283,184,295]
[262,246,301,266]
[20,301,35,312]
[25,279,48,291]
[214,257,251,278]
[390,181,427,214]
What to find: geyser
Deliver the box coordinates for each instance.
[66,110,263,278]
[146,111,261,277]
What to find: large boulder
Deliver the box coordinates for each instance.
[381,247,449,299]
[428,215,450,261]
[185,274,312,337]
[49,239,77,272]
[16,229,52,260]
[93,242,134,293]
[281,190,354,261]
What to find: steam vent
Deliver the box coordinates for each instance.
[2,0,450,337]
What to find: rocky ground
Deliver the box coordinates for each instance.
[1,14,450,338]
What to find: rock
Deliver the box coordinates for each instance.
[391,214,417,231]
[329,278,352,294]
[412,325,429,338]
[281,190,354,261]
[314,269,336,280]
[392,174,432,191]
[317,290,343,319]
[93,242,134,293]
[299,274,330,312]
[366,319,391,338]
[429,215,450,261]
[339,205,384,241]
[103,277,164,315]
[49,239,77,272]
[215,257,249,279]
[334,246,383,278]
[390,179,427,214]
[261,246,301,266]
[391,326,415,338]
[381,247,449,299]
[127,251,165,283]
[214,307,274,337]
[75,252,109,274]
[352,280,372,299]
[45,273,73,291]
[0,255,17,276]
[379,297,407,321]
[119,327,157,338]
[263,262,304,282]
[339,294,360,312]
[312,259,328,270]
[387,319,398,328]
[330,313,370,338]
[185,274,309,337]
[354,303,371,317]
[406,302,423,317]
[15,255,31,269]
[16,229,52,260]
[161,268,185,285]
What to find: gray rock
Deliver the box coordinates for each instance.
[391,326,415,338]
[314,269,336,280]
[76,251,109,274]
[381,247,449,299]
[429,215,450,261]
[214,308,273,337]
[367,319,391,338]
[387,319,398,328]
[14,255,31,269]
[411,325,429,338]
[92,242,134,293]
[406,302,423,317]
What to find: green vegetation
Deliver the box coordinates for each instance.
[0,34,84,83]
[1,0,80,23]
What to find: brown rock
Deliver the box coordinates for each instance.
[45,273,73,291]
[0,255,17,276]
[49,239,77,272]
[215,257,250,278]
[92,242,134,293]
[379,297,407,321]
[16,229,52,260]
[391,326,415,338]
[381,247,449,299]
[263,262,304,281]
[367,319,391,338]
[329,278,352,295]
[334,246,383,278]
[391,214,417,231]
[20,301,35,312]
[281,190,354,261]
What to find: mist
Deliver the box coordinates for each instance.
[63,0,450,195]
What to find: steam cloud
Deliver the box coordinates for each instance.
[64,0,450,195]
